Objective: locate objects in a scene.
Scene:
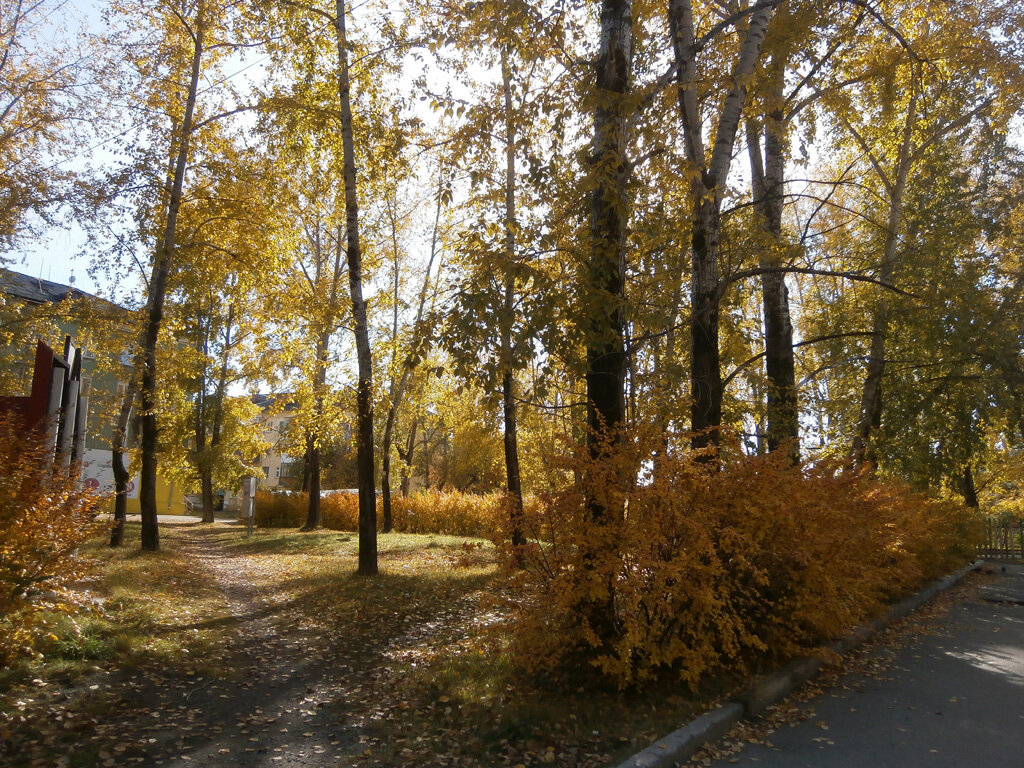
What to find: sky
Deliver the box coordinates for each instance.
[11,0,105,296]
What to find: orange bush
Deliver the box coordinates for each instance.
[252,489,307,527]
[253,488,529,538]
[498,435,983,689]
[0,415,103,662]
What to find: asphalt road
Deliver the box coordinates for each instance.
[705,564,1024,768]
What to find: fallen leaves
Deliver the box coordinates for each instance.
[1,521,705,768]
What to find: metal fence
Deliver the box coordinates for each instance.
[980,521,1024,560]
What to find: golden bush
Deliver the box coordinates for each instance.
[0,415,103,662]
[253,488,527,538]
[499,435,983,689]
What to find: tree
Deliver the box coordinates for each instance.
[811,0,1023,463]
[379,172,444,532]
[332,0,378,575]
[433,0,570,548]
[0,0,85,250]
[137,0,206,550]
[668,0,779,449]
[577,0,633,642]
[586,0,632,472]
[99,0,238,550]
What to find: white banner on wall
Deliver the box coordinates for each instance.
[81,447,140,499]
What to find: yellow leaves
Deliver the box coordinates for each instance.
[0,415,104,663]
[496,432,980,689]
[253,487,528,540]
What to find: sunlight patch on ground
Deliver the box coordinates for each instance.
[945,644,1024,687]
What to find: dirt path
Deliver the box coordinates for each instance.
[147,522,370,767]
[5,521,404,768]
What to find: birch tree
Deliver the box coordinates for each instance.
[668,0,779,449]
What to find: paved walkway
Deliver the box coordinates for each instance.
[704,564,1024,768]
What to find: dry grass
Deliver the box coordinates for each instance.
[1,521,711,767]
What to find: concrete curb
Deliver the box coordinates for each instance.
[613,561,978,768]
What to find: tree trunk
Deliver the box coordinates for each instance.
[381,435,393,531]
[748,103,798,460]
[110,381,137,547]
[195,317,213,522]
[202,303,234,523]
[303,332,330,531]
[422,428,430,490]
[335,0,377,576]
[305,437,322,529]
[200,473,215,521]
[850,77,919,464]
[382,208,400,534]
[139,6,205,551]
[689,195,723,447]
[398,416,417,496]
[301,437,312,492]
[500,47,526,549]
[582,0,633,644]
[381,178,442,532]
[586,0,632,475]
[958,463,979,508]
[503,370,525,546]
[669,0,774,451]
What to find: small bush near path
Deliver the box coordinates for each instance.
[0,415,104,664]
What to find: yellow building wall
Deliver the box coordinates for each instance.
[119,474,188,515]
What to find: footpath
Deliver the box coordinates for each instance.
[694,563,1024,768]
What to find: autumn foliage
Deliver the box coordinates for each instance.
[253,488,532,538]
[0,415,103,662]
[497,436,982,689]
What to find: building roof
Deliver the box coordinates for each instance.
[0,267,121,310]
[252,393,299,412]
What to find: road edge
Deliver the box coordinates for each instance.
[613,560,979,768]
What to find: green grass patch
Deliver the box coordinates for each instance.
[0,521,235,693]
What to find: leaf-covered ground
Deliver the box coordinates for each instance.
[0,519,706,767]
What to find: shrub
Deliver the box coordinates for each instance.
[0,415,103,662]
[498,436,983,689]
[390,490,530,537]
[252,489,307,527]
[253,488,531,538]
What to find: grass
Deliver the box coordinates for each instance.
[2,520,715,767]
[0,522,234,692]
[185,525,711,765]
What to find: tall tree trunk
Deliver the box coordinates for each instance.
[586,0,632,476]
[195,315,213,522]
[422,428,430,490]
[850,83,918,464]
[500,47,525,549]
[689,195,723,447]
[582,0,633,643]
[307,437,322,525]
[748,101,798,460]
[301,438,312,492]
[958,463,979,508]
[202,303,234,523]
[139,6,205,551]
[398,415,417,496]
[669,0,775,450]
[303,330,330,531]
[110,381,137,547]
[381,174,443,531]
[335,0,377,576]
